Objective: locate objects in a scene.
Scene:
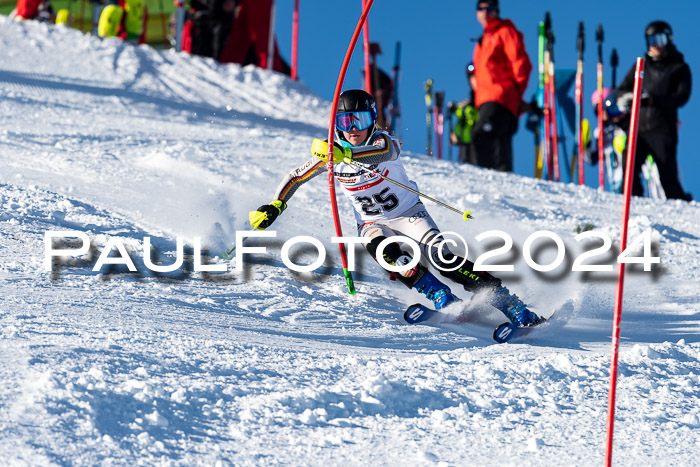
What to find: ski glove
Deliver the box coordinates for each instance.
[249,200,286,230]
[311,138,352,164]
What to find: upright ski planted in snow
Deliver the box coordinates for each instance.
[596,24,605,190]
[575,21,585,185]
[434,91,445,160]
[390,41,401,135]
[424,79,433,156]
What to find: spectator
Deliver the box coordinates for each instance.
[218,0,290,74]
[449,63,479,165]
[617,20,692,201]
[362,43,394,132]
[368,63,393,131]
[12,0,53,22]
[96,0,148,44]
[470,0,531,172]
[184,0,238,59]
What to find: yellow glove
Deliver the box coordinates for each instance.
[249,200,286,230]
[581,119,591,148]
[311,138,352,164]
[613,134,627,156]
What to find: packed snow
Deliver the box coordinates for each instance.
[1,17,699,465]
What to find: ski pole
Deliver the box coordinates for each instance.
[611,48,619,88]
[343,158,473,221]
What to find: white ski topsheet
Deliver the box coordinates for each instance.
[1,17,699,465]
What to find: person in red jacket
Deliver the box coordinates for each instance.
[471,0,531,172]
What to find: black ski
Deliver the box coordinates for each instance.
[404,303,552,344]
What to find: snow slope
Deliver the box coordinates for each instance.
[1,17,699,466]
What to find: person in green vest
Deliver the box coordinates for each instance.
[449,62,479,165]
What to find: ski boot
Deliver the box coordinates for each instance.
[413,270,458,310]
[491,286,543,327]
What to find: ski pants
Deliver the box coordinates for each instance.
[471,101,518,172]
[632,129,692,201]
[357,202,501,293]
[457,143,477,165]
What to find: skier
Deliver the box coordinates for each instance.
[616,20,692,201]
[471,0,532,172]
[247,89,542,328]
[585,88,627,194]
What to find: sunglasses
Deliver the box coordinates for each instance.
[335,111,375,132]
[476,4,496,11]
[646,33,668,49]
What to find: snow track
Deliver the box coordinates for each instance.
[1,16,699,465]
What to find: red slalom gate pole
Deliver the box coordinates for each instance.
[362,0,372,95]
[605,57,645,467]
[325,0,375,294]
[291,0,299,80]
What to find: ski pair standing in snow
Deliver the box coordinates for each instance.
[248,89,541,328]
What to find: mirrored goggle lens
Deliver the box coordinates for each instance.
[647,33,668,48]
[336,111,374,131]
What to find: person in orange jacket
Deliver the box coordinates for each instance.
[471,0,531,172]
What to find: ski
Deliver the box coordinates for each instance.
[390,41,401,135]
[404,303,439,324]
[546,17,560,182]
[543,13,552,180]
[535,20,545,179]
[596,24,605,190]
[424,79,433,156]
[405,303,560,343]
[493,319,546,343]
[574,21,585,185]
[434,91,445,160]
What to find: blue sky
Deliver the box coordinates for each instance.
[274,0,698,200]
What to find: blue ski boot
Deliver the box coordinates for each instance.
[491,286,542,327]
[413,270,458,310]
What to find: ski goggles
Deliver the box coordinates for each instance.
[335,111,376,132]
[646,33,668,49]
[476,3,497,11]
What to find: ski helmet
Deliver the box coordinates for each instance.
[591,88,622,117]
[603,91,623,117]
[591,88,612,108]
[476,0,498,10]
[645,21,673,39]
[337,89,377,118]
[645,21,673,48]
